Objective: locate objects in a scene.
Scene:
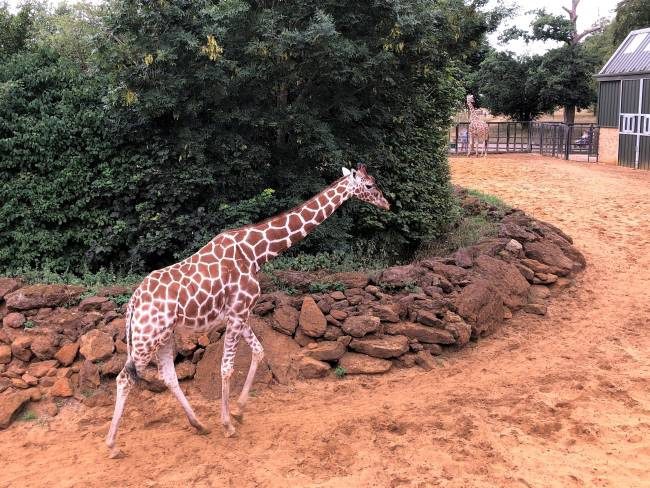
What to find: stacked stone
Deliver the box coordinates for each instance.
[0,192,586,429]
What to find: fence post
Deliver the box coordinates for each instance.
[455,124,459,155]
[496,123,500,152]
[506,123,510,152]
[564,124,570,160]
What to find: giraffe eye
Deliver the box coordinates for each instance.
[365,184,373,190]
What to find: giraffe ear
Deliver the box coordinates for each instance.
[342,167,351,177]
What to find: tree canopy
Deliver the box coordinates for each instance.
[493,0,602,123]
[476,51,551,121]
[0,0,503,275]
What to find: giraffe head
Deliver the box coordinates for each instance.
[466,94,475,107]
[342,164,390,211]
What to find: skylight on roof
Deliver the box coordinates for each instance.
[625,33,647,53]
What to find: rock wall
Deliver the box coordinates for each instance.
[0,191,585,429]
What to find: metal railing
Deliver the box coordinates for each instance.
[449,121,599,162]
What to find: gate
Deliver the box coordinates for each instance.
[450,122,599,162]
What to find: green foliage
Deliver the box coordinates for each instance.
[308,282,345,293]
[23,320,36,329]
[334,366,347,378]
[262,251,385,273]
[0,0,505,276]
[495,4,602,124]
[477,51,551,121]
[612,0,650,45]
[111,293,132,307]
[417,189,508,258]
[19,410,38,421]
[533,44,599,116]
[466,189,510,212]
[379,281,420,293]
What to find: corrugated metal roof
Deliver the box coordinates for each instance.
[598,27,650,78]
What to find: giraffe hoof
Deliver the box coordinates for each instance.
[223,425,237,438]
[194,424,211,435]
[108,448,125,460]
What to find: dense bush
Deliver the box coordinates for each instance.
[0,1,501,275]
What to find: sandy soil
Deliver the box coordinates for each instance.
[2,154,650,488]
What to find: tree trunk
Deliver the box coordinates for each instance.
[563,105,575,125]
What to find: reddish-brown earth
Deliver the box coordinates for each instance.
[2,154,650,488]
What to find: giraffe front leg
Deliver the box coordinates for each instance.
[220,324,242,437]
[231,324,264,423]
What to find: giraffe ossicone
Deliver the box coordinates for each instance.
[105,163,390,456]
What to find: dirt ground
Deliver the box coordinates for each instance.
[2,154,650,488]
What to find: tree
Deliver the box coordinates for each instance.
[501,0,604,124]
[612,0,650,46]
[477,51,551,121]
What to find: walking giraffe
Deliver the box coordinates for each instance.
[466,94,489,157]
[105,164,390,456]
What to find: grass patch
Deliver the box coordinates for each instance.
[3,267,143,291]
[23,320,36,330]
[19,410,38,421]
[308,281,346,294]
[262,250,388,274]
[466,189,510,212]
[418,188,510,259]
[334,366,347,378]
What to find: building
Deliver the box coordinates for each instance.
[597,27,650,169]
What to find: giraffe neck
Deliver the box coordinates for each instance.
[242,177,352,268]
[468,100,479,122]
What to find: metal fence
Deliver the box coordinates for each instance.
[449,122,599,162]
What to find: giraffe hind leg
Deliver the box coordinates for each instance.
[157,337,210,435]
[231,324,264,423]
[221,320,245,437]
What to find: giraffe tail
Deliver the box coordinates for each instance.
[123,300,140,383]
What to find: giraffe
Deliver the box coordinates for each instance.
[466,94,489,157]
[105,163,390,456]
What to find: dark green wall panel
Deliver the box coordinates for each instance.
[621,80,640,113]
[598,81,620,127]
[639,135,650,170]
[643,79,650,114]
[619,134,637,167]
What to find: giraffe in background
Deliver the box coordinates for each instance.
[466,94,489,157]
[105,164,390,457]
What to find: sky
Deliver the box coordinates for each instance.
[6,0,618,56]
[488,0,617,55]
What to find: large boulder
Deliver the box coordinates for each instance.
[379,264,428,287]
[298,297,327,338]
[0,345,10,364]
[5,284,85,311]
[0,278,22,300]
[54,342,79,366]
[454,279,504,338]
[322,272,369,289]
[349,335,409,359]
[523,241,575,276]
[30,333,58,360]
[338,352,392,374]
[2,312,25,329]
[79,330,114,362]
[303,341,346,361]
[385,322,455,344]
[296,356,330,379]
[271,305,299,336]
[253,318,301,384]
[0,389,31,429]
[473,255,530,310]
[341,315,380,338]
